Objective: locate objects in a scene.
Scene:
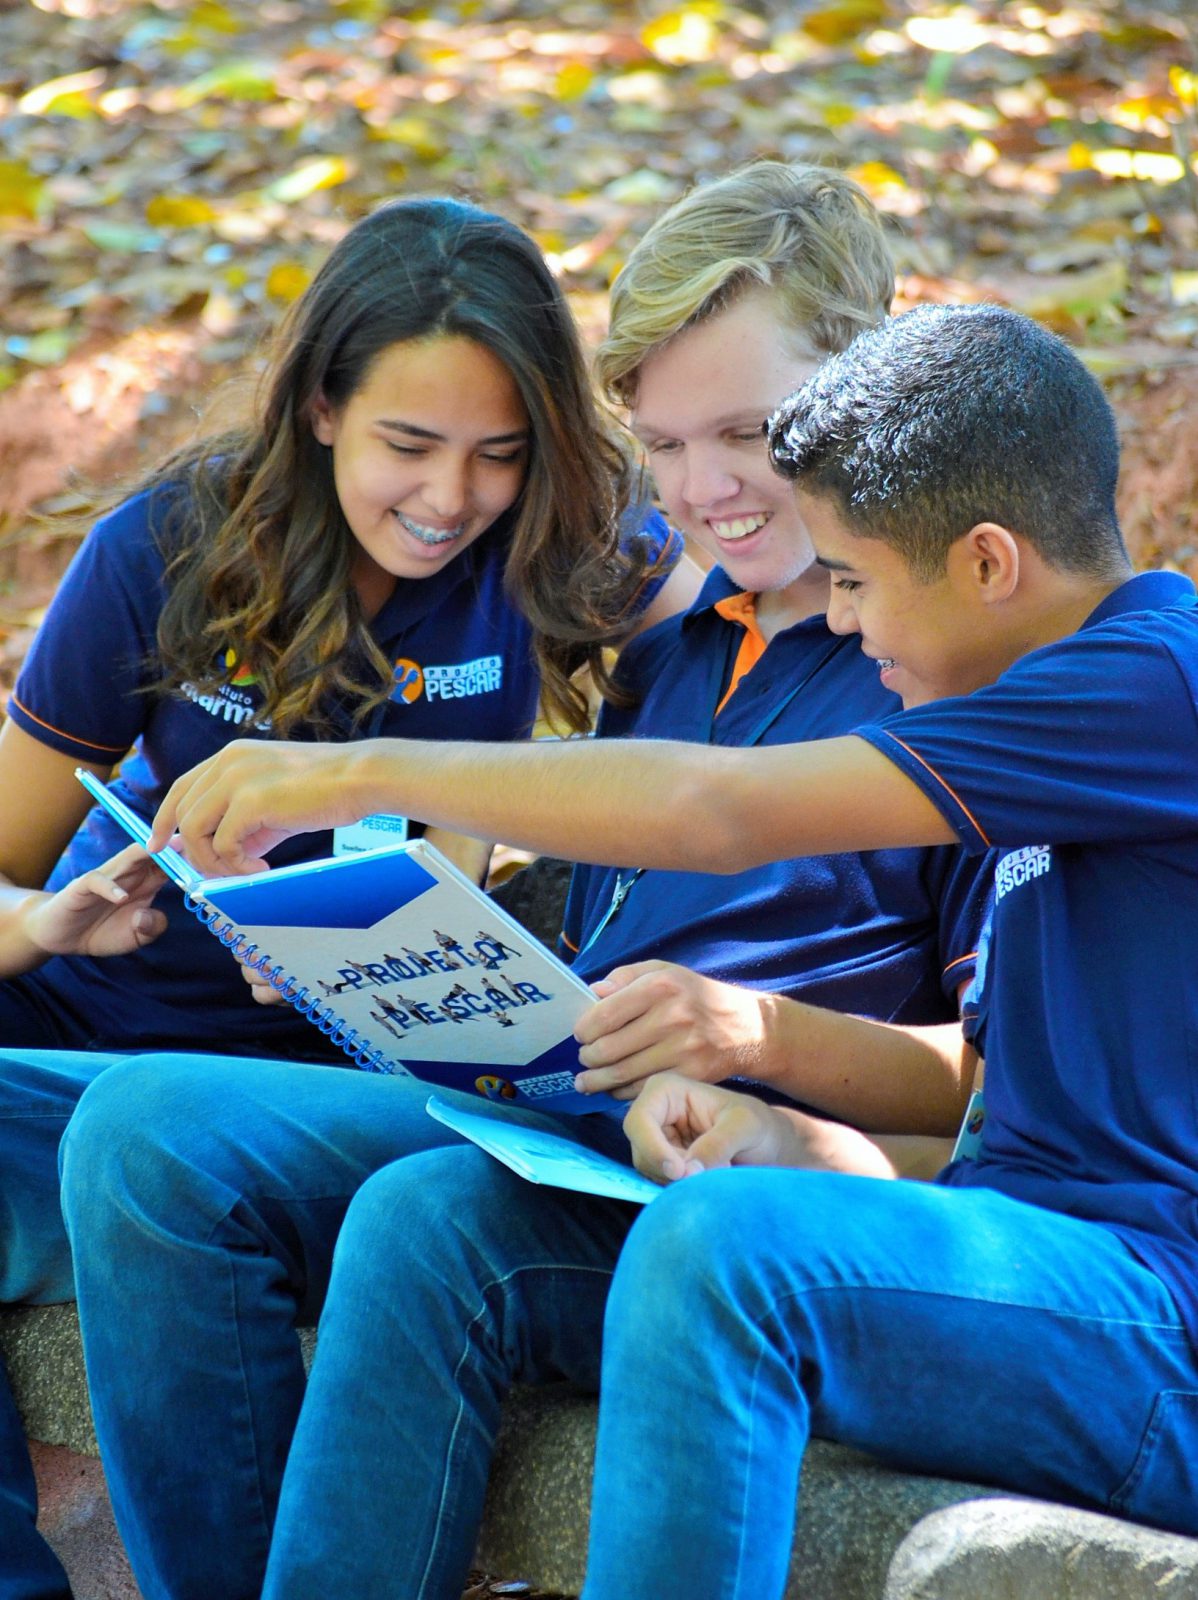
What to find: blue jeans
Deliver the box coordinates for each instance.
[583,1171,1198,1600]
[62,1061,1198,1600]
[58,1053,630,1600]
[0,1046,128,1600]
[246,1160,1198,1600]
[261,1147,636,1600]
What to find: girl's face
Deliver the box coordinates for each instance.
[312,334,531,613]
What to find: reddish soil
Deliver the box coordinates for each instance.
[1,323,1196,697]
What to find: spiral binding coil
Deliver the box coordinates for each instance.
[185,891,396,1074]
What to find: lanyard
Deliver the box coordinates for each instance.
[711,631,850,748]
[576,631,851,956]
[575,867,646,959]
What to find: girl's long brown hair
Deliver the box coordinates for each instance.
[135,197,655,736]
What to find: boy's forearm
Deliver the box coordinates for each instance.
[157,731,956,879]
[349,732,955,871]
[755,999,975,1138]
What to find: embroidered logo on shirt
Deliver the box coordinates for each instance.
[223,647,258,687]
[412,655,503,703]
[391,659,425,704]
[181,651,267,728]
[995,844,1052,900]
[180,681,265,728]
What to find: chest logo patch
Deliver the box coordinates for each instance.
[223,647,258,687]
[396,655,503,704]
[995,844,1052,900]
[181,649,265,728]
[391,659,425,704]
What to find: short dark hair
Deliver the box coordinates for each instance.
[767,303,1127,581]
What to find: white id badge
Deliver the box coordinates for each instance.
[332,813,409,856]
[950,1089,986,1163]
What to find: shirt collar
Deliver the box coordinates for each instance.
[681,565,832,639]
[1082,569,1197,631]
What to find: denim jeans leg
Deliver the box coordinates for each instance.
[583,1170,1198,1600]
[0,1358,71,1600]
[59,1053,626,1600]
[0,1046,126,1600]
[0,1047,125,1304]
[262,1147,637,1600]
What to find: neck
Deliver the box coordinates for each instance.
[351,554,399,622]
[755,562,831,642]
[1025,565,1132,651]
[987,563,1132,685]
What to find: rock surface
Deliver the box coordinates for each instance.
[7,1307,1198,1600]
[475,1386,1007,1600]
[885,1496,1198,1600]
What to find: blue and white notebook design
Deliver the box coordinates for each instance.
[75,769,606,1114]
[425,1095,661,1205]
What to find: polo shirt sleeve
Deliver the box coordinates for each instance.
[923,845,995,1003]
[621,506,683,613]
[855,622,1198,851]
[7,488,172,763]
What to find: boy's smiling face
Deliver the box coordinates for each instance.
[800,488,1000,709]
[630,292,821,606]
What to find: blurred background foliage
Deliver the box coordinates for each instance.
[0,0,1196,678]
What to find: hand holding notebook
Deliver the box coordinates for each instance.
[75,768,610,1115]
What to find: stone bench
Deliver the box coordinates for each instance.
[5,1302,1198,1600]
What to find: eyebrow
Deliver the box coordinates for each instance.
[814,555,855,572]
[630,411,766,442]
[378,420,530,445]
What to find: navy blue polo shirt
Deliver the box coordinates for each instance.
[857,570,1198,1352]
[562,566,991,1029]
[6,482,675,1054]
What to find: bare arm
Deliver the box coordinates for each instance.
[150,732,956,878]
[0,720,113,947]
[574,960,976,1136]
[0,720,111,892]
[0,722,168,975]
[624,1074,901,1184]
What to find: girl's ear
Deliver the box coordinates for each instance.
[310,391,336,446]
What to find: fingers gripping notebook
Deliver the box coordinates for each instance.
[75,769,609,1115]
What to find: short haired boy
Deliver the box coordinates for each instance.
[147,303,1198,1596]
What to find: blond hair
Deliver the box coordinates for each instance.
[596,161,895,408]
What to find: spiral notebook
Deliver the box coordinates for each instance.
[75,769,608,1114]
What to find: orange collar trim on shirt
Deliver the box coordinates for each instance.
[713,592,767,714]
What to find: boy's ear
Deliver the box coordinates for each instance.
[310,391,336,446]
[958,522,1020,604]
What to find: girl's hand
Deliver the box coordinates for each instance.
[574,960,770,1098]
[23,844,168,959]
